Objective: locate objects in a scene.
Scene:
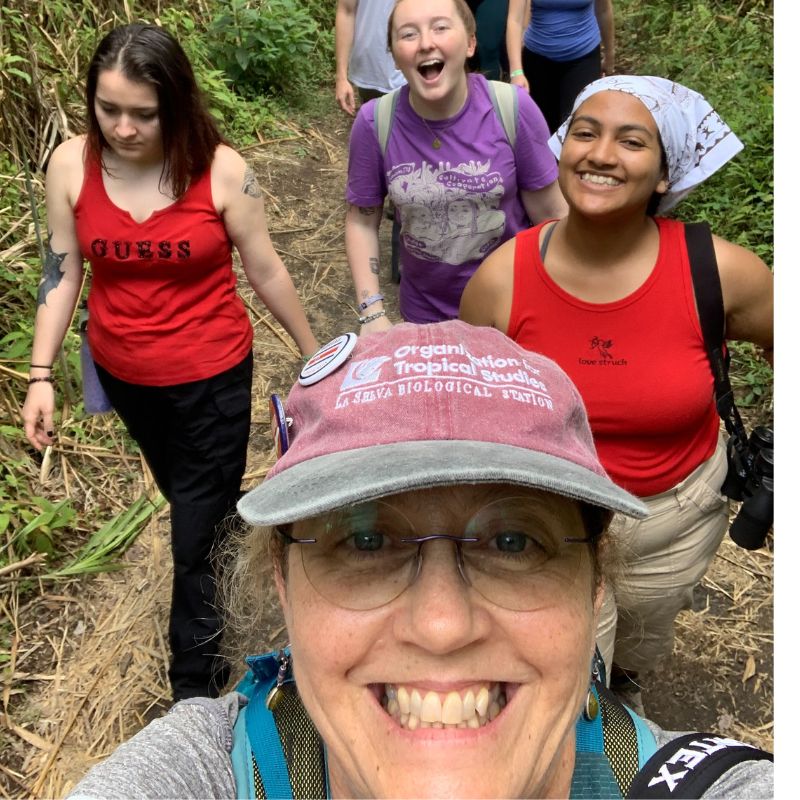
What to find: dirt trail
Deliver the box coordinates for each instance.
[4,96,772,798]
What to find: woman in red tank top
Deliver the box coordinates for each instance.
[21,24,318,704]
[460,76,772,713]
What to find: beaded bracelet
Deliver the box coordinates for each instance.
[358,293,384,312]
[358,309,387,325]
[28,376,54,385]
[510,69,525,78]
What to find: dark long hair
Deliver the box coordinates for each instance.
[85,24,224,198]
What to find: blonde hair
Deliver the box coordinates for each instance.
[216,523,287,669]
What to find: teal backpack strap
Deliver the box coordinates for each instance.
[231,669,259,799]
[242,652,295,799]
[374,88,402,158]
[573,682,659,799]
[573,684,624,799]
[234,650,328,799]
[630,706,659,769]
[231,704,255,800]
[486,79,519,150]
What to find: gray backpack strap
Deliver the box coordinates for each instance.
[487,79,518,149]
[374,88,402,158]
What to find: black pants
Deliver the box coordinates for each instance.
[466,0,509,80]
[523,45,602,134]
[96,352,253,701]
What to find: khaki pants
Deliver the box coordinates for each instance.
[596,433,730,674]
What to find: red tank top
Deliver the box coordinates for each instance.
[507,217,719,497]
[74,155,253,385]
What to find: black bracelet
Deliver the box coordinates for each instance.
[28,376,54,385]
[30,363,52,370]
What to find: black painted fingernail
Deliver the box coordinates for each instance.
[46,430,54,437]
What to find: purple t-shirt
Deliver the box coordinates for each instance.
[346,73,557,322]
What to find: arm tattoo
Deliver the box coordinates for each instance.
[369,257,379,275]
[242,166,263,198]
[358,206,377,216]
[37,232,68,307]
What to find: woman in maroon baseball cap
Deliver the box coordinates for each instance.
[66,322,772,799]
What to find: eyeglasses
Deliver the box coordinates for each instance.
[280,497,595,611]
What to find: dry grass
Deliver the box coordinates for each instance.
[0,111,773,798]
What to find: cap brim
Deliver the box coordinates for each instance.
[237,440,649,526]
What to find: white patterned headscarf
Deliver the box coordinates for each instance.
[548,76,744,213]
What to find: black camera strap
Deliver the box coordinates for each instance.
[684,222,751,464]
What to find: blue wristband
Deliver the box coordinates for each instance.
[358,293,384,312]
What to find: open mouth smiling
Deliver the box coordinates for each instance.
[378,683,510,730]
[418,59,444,81]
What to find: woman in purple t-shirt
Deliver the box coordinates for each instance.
[345,0,566,331]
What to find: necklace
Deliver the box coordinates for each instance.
[418,115,443,149]
[416,109,464,150]
[411,88,469,149]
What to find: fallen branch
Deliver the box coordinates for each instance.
[0,553,46,578]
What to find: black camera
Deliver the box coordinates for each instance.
[720,425,773,550]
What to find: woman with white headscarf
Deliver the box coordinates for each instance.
[460,76,773,710]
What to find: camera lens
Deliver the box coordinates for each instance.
[728,488,773,550]
[749,426,774,452]
[753,446,773,481]
[726,424,774,551]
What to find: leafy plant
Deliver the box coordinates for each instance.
[206,0,322,98]
[0,439,76,561]
[44,492,166,577]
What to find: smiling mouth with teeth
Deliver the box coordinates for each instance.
[418,59,444,80]
[580,173,622,186]
[381,684,508,730]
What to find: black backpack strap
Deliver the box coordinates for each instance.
[685,222,724,358]
[626,732,772,798]
[684,221,750,447]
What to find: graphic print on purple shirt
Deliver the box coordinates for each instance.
[388,159,506,266]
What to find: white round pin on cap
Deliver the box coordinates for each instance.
[298,332,358,386]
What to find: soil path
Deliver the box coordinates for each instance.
[6,96,773,798]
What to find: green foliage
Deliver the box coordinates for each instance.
[615,0,773,258]
[155,7,280,144]
[615,0,773,414]
[205,0,329,99]
[303,0,336,30]
[44,493,166,578]
[0,430,76,559]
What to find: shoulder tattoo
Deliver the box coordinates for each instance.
[37,232,68,307]
[242,166,263,199]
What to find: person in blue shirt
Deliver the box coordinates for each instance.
[506,0,615,132]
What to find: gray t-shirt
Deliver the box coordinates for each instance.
[67,693,773,799]
[348,0,404,93]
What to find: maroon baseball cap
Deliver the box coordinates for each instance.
[238,321,648,525]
